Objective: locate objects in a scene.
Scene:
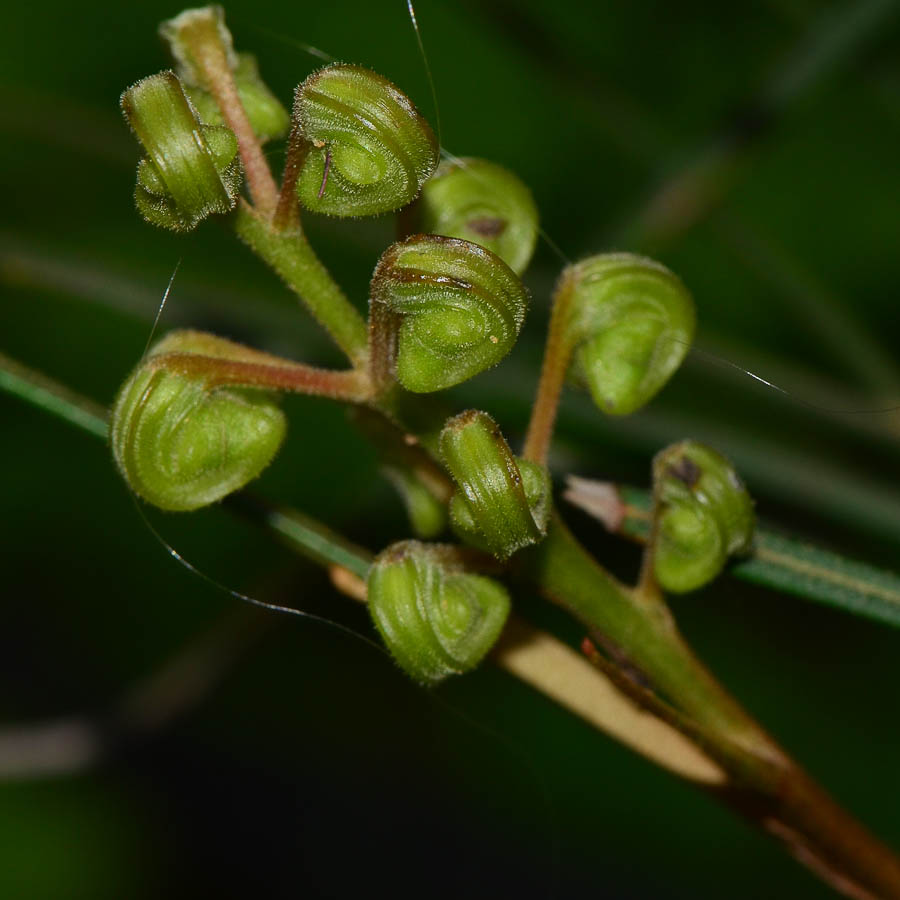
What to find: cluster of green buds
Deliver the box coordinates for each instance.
[111,5,758,695]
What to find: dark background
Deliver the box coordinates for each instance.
[2,0,900,896]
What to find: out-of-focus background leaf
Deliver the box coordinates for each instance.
[2,1,899,897]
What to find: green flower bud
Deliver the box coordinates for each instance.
[562,253,695,416]
[370,235,529,393]
[651,441,755,593]
[293,64,438,217]
[367,541,511,685]
[111,331,286,512]
[121,71,241,231]
[440,411,550,560]
[381,465,447,539]
[415,158,539,275]
[183,53,290,142]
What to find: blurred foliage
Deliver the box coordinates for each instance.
[2,0,899,897]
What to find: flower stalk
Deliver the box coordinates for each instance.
[149,345,371,401]
[234,203,369,366]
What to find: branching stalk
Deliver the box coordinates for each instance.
[234,202,369,366]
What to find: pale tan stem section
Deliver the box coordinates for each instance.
[333,571,725,783]
[493,617,726,785]
[329,565,368,601]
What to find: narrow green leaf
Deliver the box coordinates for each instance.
[0,351,109,440]
[735,532,900,628]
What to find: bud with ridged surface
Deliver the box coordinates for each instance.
[121,71,241,231]
[110,331,286,511]
[293,64,438,217]
[415,157,538,275]
[562,253,695,416]
[650,440,754,593]
[369,235,529,393]
[368,541,511,685]
[440,411,550,560]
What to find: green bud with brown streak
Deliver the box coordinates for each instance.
[369,235,529,393]
[110,331,286,512]
[651,440,755,593]
[440,411,550,560]
[121,70,241,231]
[415,157,539,275]
[293,63,438,217]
